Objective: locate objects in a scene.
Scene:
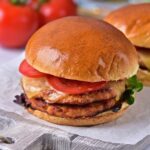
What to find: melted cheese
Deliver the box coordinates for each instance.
[22,76,66,99]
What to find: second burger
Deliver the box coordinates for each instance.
[105,3,150,86]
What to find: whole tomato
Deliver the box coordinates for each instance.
[27,0,49,10]
[0,2,39,48]
[39,0,77,25]
[27,0,40,10]
[0,0,9,3]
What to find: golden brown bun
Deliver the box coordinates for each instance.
[105,3,150,48]
[27,102,129,126]
[137,69,150,86]
[26,16,138,82]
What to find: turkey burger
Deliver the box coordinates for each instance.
[18,16,142,126]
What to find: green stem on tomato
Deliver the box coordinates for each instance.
[39,0,48,4]
[11,0,27,5]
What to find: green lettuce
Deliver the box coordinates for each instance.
[122,75,143,105]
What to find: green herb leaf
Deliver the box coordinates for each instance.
[127,75,143,92]
[122,89,135,105]
[125,89,134,95]
[127,95,135,105]
[128,75,137,86]
[123,75,143,105]
[136,81,143,92]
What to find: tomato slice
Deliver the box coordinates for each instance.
[47,75,106,94]
[19,60,45,78]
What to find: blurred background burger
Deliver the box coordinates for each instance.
[105,3,150,86]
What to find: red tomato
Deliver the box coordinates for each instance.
[0,2,39,48]
[27,0,40,10]
[39,0,77,25]
[19,60,45,78]
[27,0,38,9]
[27,0,50,10]
[0,0,8,3]
[47,75,106,94]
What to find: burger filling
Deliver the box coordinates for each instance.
[17,60,143,119]
[22,77,125,105]
[136,47,150,71]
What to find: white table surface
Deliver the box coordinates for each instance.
[0,47,23,65]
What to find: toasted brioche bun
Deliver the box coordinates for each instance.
[105,3,150,48]
[27,102,128,126]
[26,16,138,82]
[137,69,150,86]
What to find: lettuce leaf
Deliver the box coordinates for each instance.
[123,75,143,105]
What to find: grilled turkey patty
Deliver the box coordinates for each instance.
[26,98,116,118]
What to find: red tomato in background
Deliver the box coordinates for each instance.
[27,0,40,10]
[0,0,8,2]
[28,0,50,10]
[0,2,39,48]
[39,0,77,25]
[27,0,38,9]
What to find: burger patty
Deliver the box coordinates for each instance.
[40,88,116,105]
[26,98,116,118]
[22,77,125,105]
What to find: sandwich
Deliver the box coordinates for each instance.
[105,3,150,86]
[18,16,142,126]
